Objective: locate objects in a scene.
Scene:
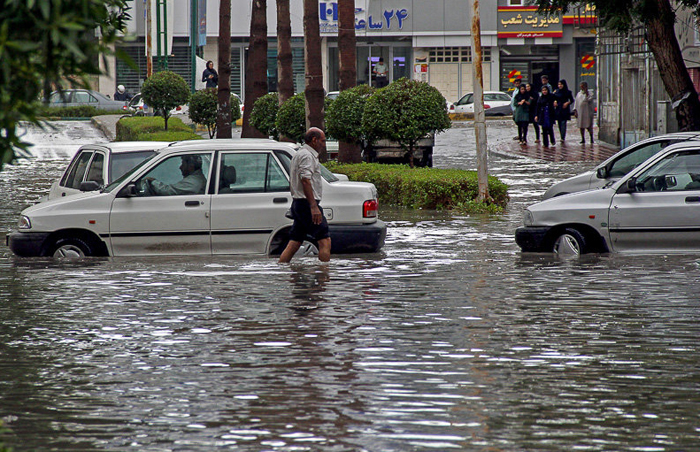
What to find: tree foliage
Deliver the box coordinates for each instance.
[0,0,129,169]
[189,89,241,139]
[363,78,451,166]
[141,71,190,131]
[325,85,375,145]
[276,92,307,143]
[250,92,280,139]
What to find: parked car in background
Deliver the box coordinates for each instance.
[516,142,700,255]
[127,92,189,117]
[450,91,512,115]
[8,139,386,258]
[543,132,700,199]
[48,89,130,111]
[46,142,163,201]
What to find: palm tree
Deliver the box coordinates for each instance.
[337,0,360,163]
[276,0,294,106]
[303,0,327,160]
[216,0,232,138]
[241,0,268,138]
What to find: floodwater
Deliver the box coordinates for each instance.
[1,121,699,451]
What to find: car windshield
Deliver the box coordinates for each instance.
[274,150,339,183]
[103,152,159,193]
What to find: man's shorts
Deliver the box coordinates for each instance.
[289,198,330,243]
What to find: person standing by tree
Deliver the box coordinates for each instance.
[553,79,574,141]
[535,85,556,148]
[574,81,595,144]
[279,127,331,263]
[202,61,218,88]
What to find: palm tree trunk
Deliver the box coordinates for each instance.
[276,0,294,105]
[644,0,700,131]
[242,0,268,138]
[303,0,327,161]
[216,0,232,138]
[337,0,361,163]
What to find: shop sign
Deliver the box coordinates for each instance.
[497,6,563,38]
[580,54,595,77]
[319,2,409,33]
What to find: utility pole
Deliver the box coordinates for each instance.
[190,0,198,93]
[471,0,490,203]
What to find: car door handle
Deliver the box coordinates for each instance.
[273,197,288,204]
[185,200,200,207]
[685,196,700,203]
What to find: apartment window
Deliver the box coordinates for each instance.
[428,47,491,64]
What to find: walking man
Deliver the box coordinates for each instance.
[279,127,331,263]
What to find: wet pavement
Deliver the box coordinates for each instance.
[3,121,700,452]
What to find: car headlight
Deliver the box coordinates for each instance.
[18,215,31,229]
[523,209,534,227]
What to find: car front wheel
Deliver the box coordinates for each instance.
[50,237,94,259]
[551,228,587,256]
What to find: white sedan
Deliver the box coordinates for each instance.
[8,140,386,258]
[516,142,700,255]
[450,91,512,114]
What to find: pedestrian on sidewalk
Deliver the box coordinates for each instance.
[514,85,531,145]
[526,83,540,143]
[540,74,553,94]
[510,77,523,141]
[553,79,574,141]
[535,85,556,148]
[574,81,595,144]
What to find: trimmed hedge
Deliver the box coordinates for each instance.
[116,116,201,141]
[40,105,125,118]
[324,162,509,213]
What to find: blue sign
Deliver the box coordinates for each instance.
[319,2,409,32]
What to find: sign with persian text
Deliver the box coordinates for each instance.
[497,6,563,38]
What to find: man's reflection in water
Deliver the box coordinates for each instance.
[289,264,330,313]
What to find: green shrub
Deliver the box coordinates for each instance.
[250,92,279,139]
[188,89,242,138]
[324,162,509,213]
[325,84,375,144]
[39,105,125,118]
[115,116,199,141]
[275,92,306,143]
[276,92,335,143]
[363,78,451,167]
[141,70,190,131]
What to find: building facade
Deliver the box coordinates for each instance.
[102,0,597,105]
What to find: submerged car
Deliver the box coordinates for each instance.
[543,132,700,199]
[516,142,700,255]
[47,142,163,201]
[48,89,130,111]
[8,139,386,258]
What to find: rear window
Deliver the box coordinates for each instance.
[274,150,339,183]
[110,151,156,182]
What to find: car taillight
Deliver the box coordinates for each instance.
[363,199,378,218]
[449,104,454,111]
[484,104,491,109]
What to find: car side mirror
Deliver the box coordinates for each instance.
[117,183,138,198]
[596,166,608,179]
[79,181,101,192]
[617,177,637,194]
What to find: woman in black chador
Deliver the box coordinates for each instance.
[535,85,557,148]
[553,79,574,141]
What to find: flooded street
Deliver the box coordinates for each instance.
[1,121,699,451]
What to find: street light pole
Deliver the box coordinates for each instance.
[190,0,198,93]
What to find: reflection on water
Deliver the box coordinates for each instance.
[1,124,699,451]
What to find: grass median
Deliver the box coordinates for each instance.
[324,162,509,213]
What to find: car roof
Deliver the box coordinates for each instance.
[164,138,298,153]
[78,141,168,154]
